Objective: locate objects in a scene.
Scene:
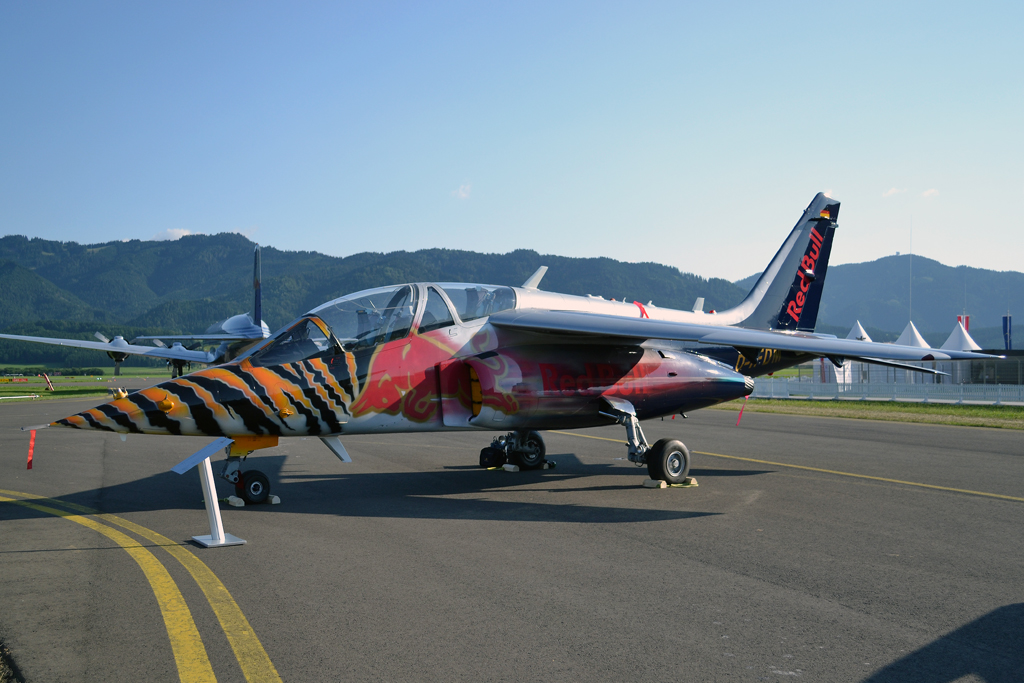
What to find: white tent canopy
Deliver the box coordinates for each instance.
[940,321,981,351]
[895,321,929,348]
[846,321,872,342]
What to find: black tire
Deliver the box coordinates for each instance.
[240,470,270,504]
[479,446,505,468]
[646,438,690,484]
[510,430,546,470]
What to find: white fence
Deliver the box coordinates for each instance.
[752,379,1024,405]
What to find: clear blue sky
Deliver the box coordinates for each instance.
[1,2,1020,282]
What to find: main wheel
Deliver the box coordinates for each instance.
[510,430,546,470]
[240,470,270,504]
[646,439,690,484]
[480,446,505,468]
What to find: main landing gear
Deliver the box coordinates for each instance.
[600,397,691,484]
[480,430,550,470]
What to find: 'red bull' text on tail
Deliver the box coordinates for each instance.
[735,192,838,332]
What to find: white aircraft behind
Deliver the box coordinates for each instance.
[0,246,270,377]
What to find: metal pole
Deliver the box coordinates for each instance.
[193,457,245,548]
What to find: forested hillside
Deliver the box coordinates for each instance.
[0,233,745,367]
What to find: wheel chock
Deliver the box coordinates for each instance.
[269,495,281,505]
[642,479,667,489]
[226,495,245,507]
[502,463,520,472]
[542,460,557,469]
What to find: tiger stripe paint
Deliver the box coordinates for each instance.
[55,327,461,438]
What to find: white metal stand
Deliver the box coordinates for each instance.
[192,456,246,548]
[172,437,245,548]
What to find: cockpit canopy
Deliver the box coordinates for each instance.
[314,284,419,351]
[245,283,515,368]
[435,283,516,323]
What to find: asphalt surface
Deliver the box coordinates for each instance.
[1,396,1022,682]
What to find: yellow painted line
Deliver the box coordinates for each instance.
[549,430,625,444]
[547,430,1024,503]
[0,495,216,682]
[0,489,281,683]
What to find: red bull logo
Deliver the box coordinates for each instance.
[785,227,824,323]
[539,362,654,397]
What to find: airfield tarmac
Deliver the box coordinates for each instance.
[1,397,1022,682]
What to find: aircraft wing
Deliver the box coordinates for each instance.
[0,333,218,364]
[133,334,259,342]
[489,309,1000,362]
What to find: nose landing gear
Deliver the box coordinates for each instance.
[219,437,279,505]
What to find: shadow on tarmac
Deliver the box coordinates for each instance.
[0,446,785,525]
[863,603,1024,683]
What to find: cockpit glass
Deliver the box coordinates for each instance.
[249,318,336,367]
[438,284,515,323]
[312,284,419,351]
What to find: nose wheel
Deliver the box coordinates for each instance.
[221,456,274,505]
[236,470,271,505]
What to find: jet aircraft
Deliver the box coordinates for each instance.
[44,194,997,510]
[0,246,270,377]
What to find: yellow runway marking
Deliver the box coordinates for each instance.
[0,495,216,683]
[0,489,281,683]
[548,430,1024,503]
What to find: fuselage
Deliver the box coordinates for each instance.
[56,282,753,438]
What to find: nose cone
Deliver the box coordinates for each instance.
[698,362,754,405]
[53,376,223,436]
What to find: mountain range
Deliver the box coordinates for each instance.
[735,254,1021,348]
[0,233,1017,368]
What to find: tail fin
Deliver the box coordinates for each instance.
[738,193,839,331]
[253,245,262,327]
[782,218,835,331]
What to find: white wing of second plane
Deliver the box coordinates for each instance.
[0,333,218,364]
[489,309,1000,363]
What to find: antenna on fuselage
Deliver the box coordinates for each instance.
[522,265,548,290]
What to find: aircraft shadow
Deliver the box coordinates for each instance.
[863,603,1024,682]
[8,452,726,526]
[689,467,774,477]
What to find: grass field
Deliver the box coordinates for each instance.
[0,369,172,403]
[711,397,1024,430]
[0,365,172,378]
